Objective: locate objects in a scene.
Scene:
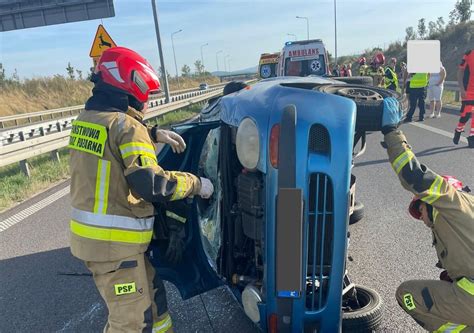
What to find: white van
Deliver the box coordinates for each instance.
[278,39,329,77]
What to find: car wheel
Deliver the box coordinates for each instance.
[315,84,408,132]
[349,202,364,225]
[342,285,383,333]
[333,76,373,86]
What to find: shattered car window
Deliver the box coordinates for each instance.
[197,128,221,264]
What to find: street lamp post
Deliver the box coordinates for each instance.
[224,55,230,73]
[200,43,208,69]
[171,29,182,88]
[334,0,338,66]
[287,33,297,41]
[296,16,309,40]
[216,50,223,72]
[151,0,170,103]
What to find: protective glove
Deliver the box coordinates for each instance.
[165,219,186,265]
[381,97,403,134]
[152,128,186,154]
[199,177,214,199]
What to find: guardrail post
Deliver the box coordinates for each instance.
[50,149,61,163]
[19,160,31,177]
[455,91,460,102]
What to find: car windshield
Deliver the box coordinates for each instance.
[284,54,326,76]
[197,128,221,264]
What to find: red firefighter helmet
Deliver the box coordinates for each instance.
[95,47,160,103]
[408,175,465,219]
[373,52,385,65]
[358,57,366,65]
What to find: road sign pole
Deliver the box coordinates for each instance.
[151,0,170,103]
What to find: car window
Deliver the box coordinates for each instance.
[284,55,326,76]
[197,128,221,264]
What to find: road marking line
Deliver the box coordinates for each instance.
[0,186,70,233]
[410,122,468,143]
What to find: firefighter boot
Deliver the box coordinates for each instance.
[453,130,462,145]
[468,136,474,148]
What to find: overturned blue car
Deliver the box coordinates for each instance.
[149,76,406,332]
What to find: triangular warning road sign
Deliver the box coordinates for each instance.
[89,24,117,58]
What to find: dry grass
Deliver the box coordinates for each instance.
[0,75,221,116]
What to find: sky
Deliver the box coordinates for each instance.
[0,0,460,79]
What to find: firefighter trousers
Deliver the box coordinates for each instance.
[85,253,173,333]
[396,280,474,332]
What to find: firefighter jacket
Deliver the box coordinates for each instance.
[68,110,201,262]
[385,129,474,286]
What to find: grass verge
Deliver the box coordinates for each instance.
[0,104,203,212]
[0,149,70,212]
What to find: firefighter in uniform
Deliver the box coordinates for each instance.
[381,97,474,332]
[453,49,474,148]
[68,47,214,333]
[384,57,399,91]
[358,57,369,76]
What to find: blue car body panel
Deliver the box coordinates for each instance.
[155,76,356,331]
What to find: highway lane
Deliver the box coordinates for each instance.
[0,108,472,332]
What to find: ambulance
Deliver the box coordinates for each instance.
[278,39,329,77]
[258,52,280,79]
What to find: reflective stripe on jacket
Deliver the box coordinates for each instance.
[385,130,474,280]
[69,110,201,262]
[409,73,428,88]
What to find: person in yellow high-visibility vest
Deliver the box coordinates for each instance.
[384,58,399,91]
[404,73,429,122]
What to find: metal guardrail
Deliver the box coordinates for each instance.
[0,88,224,174]
[0,83,227,129]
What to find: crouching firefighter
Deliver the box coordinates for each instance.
[380,97,474,332]
[68,47,214,333]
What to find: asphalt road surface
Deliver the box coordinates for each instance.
[1,106,472,333]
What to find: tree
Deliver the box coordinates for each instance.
[194,60,205,76]
[0,63,5,85]
[87,66,95,81]
[76,69,83,80]
[405,27,417,42]
[428,21,437,37]
[449,0,472,24]
[418,18,427,39]
[181,64,191,77]
[436,16,445,32]
[11,69,19,83]
[66,62,75,80]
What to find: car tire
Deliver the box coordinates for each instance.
[349,202,364,225]
[342,285,383,333]
[333,76,374,86]
[315,84,408,132]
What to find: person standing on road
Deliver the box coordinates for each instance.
[358,57,369,76]
[68,47,214,333]
[384,57,399,91]
[453,49,474,148]
[427,62,446,118]
[332,64,340,77]
[404,73,428,122]
[346,63,353,77]
[381,97,474,332]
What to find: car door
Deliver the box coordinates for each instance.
[147,120,223,300]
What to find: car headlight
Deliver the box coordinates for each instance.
[236,118,260,170]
